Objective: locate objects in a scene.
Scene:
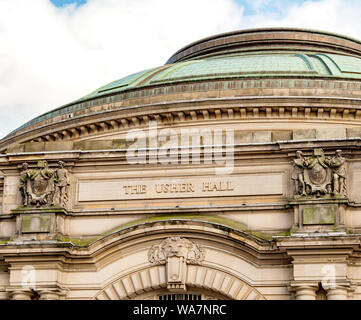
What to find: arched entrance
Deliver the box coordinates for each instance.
[94,264,265,300]
[77,220,289,300]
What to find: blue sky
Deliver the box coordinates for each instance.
[51,0,86,7]
[235,0,305,15]
[50,0,306,15]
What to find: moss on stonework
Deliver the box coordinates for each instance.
[101,214,248,236]
[248,231,291,241]
[56,235,99,246]
[12,205,65,217]
[55,214,290,247]
[21,215,51,233]
[303,205,337,225]
[99,214,288,242]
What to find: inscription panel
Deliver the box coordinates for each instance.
[78,174,284,202]
[302,205,337,225]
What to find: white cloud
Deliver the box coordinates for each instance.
[0,0,244,139]
[243,0,273,13]
[1,0,361,140]
[240,0,361,38]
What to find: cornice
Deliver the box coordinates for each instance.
[1,138,361,165]
[4,76,361,148]
[4,94,361,152]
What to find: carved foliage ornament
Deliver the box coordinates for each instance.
[20,160,70,208]
[292,149,347,198]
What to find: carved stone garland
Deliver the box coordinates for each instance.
[148,237,204,292]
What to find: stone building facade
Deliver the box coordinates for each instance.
[1,28,361,299]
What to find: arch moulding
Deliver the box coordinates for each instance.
[94,264,265,300]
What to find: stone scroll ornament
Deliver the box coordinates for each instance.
[20,160,70,208]
[148,237,204,290]
[292,149,347,198]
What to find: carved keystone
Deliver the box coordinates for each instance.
[148,237,204,292]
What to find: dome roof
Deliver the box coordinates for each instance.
[3,28,361,149]
[166,27,361,63]
[88,52,361,98]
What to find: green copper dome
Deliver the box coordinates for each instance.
[6,27,361,138]
[83,52,361,101]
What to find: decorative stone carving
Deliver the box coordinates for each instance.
[148,236,204,265]
[23,160,55,207]
[327,150,347,197]
[292,149,347,198]
[292,151,306,196]
[54,161,70,208]
[19,162,32,206]
[19,161,70,208]
[148,237,204,291]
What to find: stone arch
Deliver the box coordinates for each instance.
[95,264,266,300]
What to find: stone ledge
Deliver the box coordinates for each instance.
[11,206,68,215]
[288,198,349,205]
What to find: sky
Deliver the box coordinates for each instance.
[1,0,361,140]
